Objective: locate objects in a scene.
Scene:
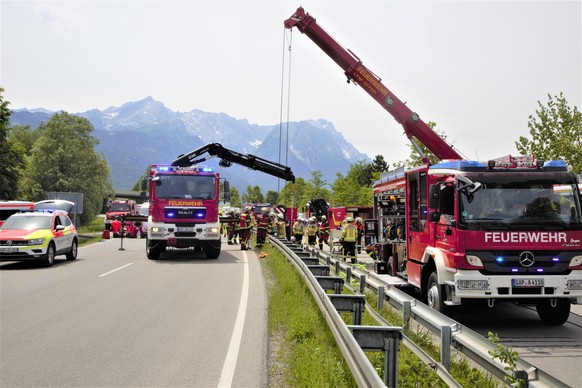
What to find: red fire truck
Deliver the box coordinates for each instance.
[105,200,138,237]
[285,7,582,324]
[143,143,295,260]
[0,201,34,227]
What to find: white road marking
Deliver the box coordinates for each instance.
[217,251,250,387]
[98,263,133,277]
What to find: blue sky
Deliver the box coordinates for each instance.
[2,0,580,164]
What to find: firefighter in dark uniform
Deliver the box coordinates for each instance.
[239,206,254,250]
[256,207,270,246]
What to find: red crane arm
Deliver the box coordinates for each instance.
[284,7,463,161]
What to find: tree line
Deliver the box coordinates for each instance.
[1,86,580,225]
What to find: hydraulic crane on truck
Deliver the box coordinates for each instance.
[172,143,295,182]
[284,7,463,164]
[284,7,582,325]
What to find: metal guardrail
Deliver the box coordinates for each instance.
[269,236,396,387]
[269,236,569,388]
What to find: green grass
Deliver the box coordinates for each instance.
[261,242,500,387]
[77,217,105,246]
[260,243,356,387]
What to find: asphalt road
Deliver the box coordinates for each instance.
[0,237,268,387]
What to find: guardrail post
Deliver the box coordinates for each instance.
[377,286,385,311]
[402,300,411,331]
[326,256,331,265]
[346,267,352,285]
[360,275,366,294]
[335,260,340,275]
[329,295,366,325]
[307,265,330,276]
[441,325,451,371]
[348,326,403,388]
[315,276,344,294]
[514,370,529,387]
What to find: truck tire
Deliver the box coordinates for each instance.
[536,299,570,325]
[426,271,446,313]
[205,240,221,259]
[146,238,162,260]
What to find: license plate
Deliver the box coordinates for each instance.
[177,226,195,232]
[512,278,544,287]
[0,247,18,253]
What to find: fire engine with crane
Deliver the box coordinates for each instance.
[285,7,582,325]
[142,143,295,260]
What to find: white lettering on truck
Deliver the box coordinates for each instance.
[484,232,567,244]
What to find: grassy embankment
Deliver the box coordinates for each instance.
[260,242,500,387]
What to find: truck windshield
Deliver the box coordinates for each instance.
[108,203,130,212]
[154,175,216,200]
[460,182,582,229]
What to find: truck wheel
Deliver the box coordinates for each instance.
[205,240,221,259]
[66,238,78,261]
[41,243,56,267]
[536,299,570,325]
[426,271,446,313]
[146,238,161,260]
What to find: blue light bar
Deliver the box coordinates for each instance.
[552,257,560,262]
[543,160,567,168]
[158,166,171,172]
[430,160,486,170]
[496,257,504,263]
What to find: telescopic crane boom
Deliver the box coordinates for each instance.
[284,7,463,162]
[172,143,296,182]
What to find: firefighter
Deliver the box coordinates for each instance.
[226,209,239,245]
[306,217,318,247]
[239,206,254,250]
[276,213,287,239]
[292,218,304,244]
[355,217,364,253]
[318,215,330,250]
[341,216,358,263]
[256,207,270,246]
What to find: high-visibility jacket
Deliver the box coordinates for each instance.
[342,223,357,242]
[292,221,302,234]
[306,223,318,236]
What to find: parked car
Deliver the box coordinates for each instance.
[0,206,78,267]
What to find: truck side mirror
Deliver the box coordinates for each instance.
[429,184,440,209]
[141,178,148,191]
[223,180,230,202]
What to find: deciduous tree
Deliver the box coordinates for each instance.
[0,87,26,199]
[19,112,113,224]
[516,92,581,173]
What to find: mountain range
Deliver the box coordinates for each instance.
[10,96,370,193]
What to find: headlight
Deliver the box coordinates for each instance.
[566,280,582,290]
[466,255,483,267]
[27,238,45,246]
[569,255,582,268]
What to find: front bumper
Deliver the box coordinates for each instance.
[147,222,221,242]
[447,269,582,304]
[0,243,48,261]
